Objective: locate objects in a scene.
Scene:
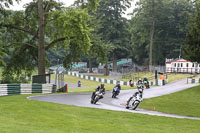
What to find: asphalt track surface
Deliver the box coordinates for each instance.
[29,79,200,120]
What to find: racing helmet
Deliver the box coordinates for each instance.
[100,84,104,88]
[117,83,120,87]
[138,78,143,84]
[137,83,143,93]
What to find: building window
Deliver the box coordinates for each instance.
[186,63,188,67]
[174,63,176,67]
[192,63,194,67]
[181,63,183,67]
[178,63,180,67]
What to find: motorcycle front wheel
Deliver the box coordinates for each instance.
[91,99,94,104]
[93,97,99,104]
[132,101,139,110]
[112,93,116,98]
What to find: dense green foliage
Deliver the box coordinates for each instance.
[0,94,200,133]
[0,0,199,82]
[94,0,131,71]
[129,0,194,65]
[0,0,98,82]
[184,0,200,63]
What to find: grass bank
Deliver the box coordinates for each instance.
[52,74,135,93]
[139,85,200,117]
[95,72,193,83]
[0,94,199,133]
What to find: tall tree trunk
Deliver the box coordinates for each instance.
[38,0,45,75]
[149,0,155,71]
[113,53,117,72]
[89,58,93,73]
[105,61,109,75]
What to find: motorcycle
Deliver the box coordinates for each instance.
[126,84,143,110]
[112,87,120,98]
[91,91,103,104]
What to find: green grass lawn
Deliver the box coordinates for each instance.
[59,73,194,93]
[95,72,155,81]
[52,74,135,93]
[166,73,193,83]
[95,72,193,83]
[139,85,200,117]
[0,94,200,133]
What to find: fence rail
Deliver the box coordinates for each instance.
[166,68,200,74]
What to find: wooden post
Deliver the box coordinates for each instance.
[66,84,68,93]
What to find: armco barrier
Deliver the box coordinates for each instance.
[67,72,167,86]
[0,84,56,96]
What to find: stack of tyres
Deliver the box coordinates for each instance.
[7,84,20,95]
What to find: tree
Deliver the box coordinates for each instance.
[0,0,20,11]
[1,0,99,78]
[129,0,194,66]
[86,11,114,75]
[0,42,6,66]
[184,0,200,63]
[0,0,20,67]
[149,0,155,70]
[95,0,131,72]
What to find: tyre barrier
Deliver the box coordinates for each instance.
[67,72,168,86]
[0,84,56,96]
[187,78,200,84]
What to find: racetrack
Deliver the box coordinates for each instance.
[28,79,200,120]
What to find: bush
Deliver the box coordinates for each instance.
[1,74,29,84]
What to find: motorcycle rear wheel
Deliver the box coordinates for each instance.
[93,98,98,104]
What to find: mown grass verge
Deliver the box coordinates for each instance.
[0,94,200,133]
[53,74,135,93]
[96,73,193,83]
[139,85,200,117]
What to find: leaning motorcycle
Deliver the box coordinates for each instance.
[126,84,143,110]
[91,91,103,104]
[112,87,120,98]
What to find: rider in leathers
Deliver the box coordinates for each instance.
[91,84,105,100]
[113,83,121,93]
[127,79,143,104]
[134,79,144,97]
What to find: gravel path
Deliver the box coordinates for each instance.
[28,79,200,120]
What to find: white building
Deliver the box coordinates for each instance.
[165,58,200,74]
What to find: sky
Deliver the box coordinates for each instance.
[9,0,138,19]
